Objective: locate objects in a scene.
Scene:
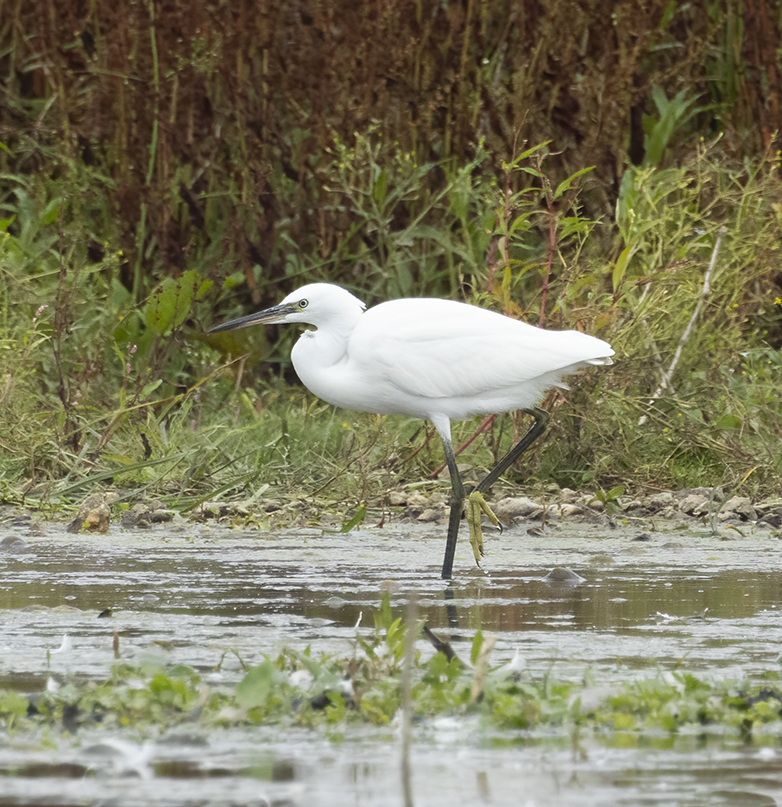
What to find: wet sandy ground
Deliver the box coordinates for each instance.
[1,513,782,806]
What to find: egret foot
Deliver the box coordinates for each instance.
[465,490,502,566]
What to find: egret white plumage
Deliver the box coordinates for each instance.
[209,283,614,579]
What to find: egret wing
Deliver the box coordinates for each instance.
[349,299,611,401]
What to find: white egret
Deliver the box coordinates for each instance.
[209,283,614,579]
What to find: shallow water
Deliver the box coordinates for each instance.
[1,512,782,806]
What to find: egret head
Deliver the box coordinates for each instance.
[208,283,366,334]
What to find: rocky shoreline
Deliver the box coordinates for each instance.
[2,485,779,537]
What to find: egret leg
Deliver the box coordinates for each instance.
[440,408,549,579]
[475,408,550,495]
[463,407,550,568]
[440,435,465,581]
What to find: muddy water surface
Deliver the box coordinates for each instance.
[1,513,782,806]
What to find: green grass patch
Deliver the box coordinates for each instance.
[2,137,782,509]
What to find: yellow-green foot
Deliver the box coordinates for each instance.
[466,491,501,566]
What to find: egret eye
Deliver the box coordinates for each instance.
[298,299,309,309]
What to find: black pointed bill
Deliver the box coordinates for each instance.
[207,302,298,334]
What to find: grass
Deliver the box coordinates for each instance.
[2,135,782,519]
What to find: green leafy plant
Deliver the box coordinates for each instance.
[4,598,782,744]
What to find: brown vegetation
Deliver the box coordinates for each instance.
[2,0,779,296]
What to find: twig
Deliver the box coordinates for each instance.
[469,633,496,704]
[401,594,417,807]
[421,624,463,665]
[486,127,523,302]
[539,164,556,327]
[647,226,726,406]
[145,0,160,188]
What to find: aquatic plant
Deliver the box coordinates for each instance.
[2,597,781,744]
